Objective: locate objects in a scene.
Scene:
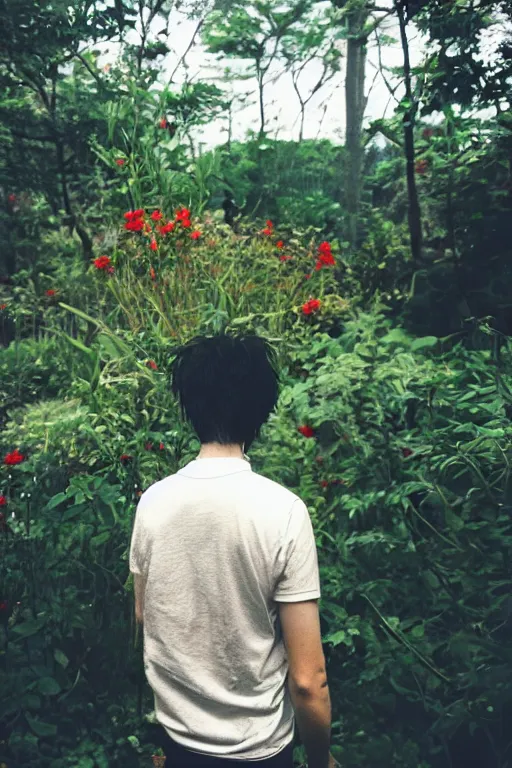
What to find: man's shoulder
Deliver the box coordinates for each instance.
[246,469,302,509]
[137,474,179,506]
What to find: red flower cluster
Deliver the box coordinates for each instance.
[151,210,163,222]
[302,298,321,315]
[415,159,428,175]
[93,255,111,271]
[146,359,158,370]
[190,230,201,240]
[149,267,156,280]
[0,495,7,506]
[150,239,158,251]
[280,255,292,262]
[159,442,165,451]
[262,220,273,236]
[315,241,336,270]
[45,289,56,297]
[116,158,126,167]
[320,479,345,489]
[158,221,175,235]
[120,453,132,462]
[125,209,145,232]
[0,303,8,310]
[298,425,315,438]
[159,117,168,129]
[4,448,25,465]
[176,208,191,228]
[276,240,284,249]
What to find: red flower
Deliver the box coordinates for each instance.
[302,298,321,315]
[45,289,56,297]
[159,117,168,129]
[276,240,284,249]
[159,221,175,235]
[125,218,145,232]
[181,218,192,229]
[93,255,111,270]
[150,239,158,251]
[280,255,292,262]
[316,242,336,269]
[0,496,7,506]
[266,220,273,229]
[402,447,414,458]
[159,442,165,451]
[115,158,125,167]
[320,480,329,489]
[8,193,17,203]
[176,207,191,222]
[124,209,144,221]
[415,159,428,175]
[144,223,152,234]
[4,449,25,465]
[304,274,311,280]
[120,454,132,462]
[149,267,156,280]
[190,230,201,240]
[262,227,273,236]
[298,425,315,438]
[0,304,8,310]
[146,359,158,370]
[0,601,8,613]
[145,442,153,451]
[151,210,163,221]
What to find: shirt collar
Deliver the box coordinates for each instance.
[177,457,252,479]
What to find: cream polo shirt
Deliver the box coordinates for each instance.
[129,457,321,761]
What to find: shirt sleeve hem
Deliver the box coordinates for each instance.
[274,589,321,602]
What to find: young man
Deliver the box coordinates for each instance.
[129,333,335,768]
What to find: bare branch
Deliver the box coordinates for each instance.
[74,52,103,85]
[169,18,205,84]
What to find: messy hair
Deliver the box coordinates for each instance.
[170,333,280,450]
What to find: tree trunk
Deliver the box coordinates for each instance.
[344,4,369,249]
[397,0,423,261]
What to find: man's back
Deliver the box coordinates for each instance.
[130,456,321,761]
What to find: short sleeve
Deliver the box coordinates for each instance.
[273,499,321,602]
[129,501,150,576]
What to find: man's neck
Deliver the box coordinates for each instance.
[197,443,245,460]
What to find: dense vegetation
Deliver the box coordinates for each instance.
[1,1,511,766]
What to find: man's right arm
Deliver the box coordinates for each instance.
[277,599,335,768]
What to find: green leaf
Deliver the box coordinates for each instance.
[46,492,67,511]
[91,531,110,547]
[381,328,410,345]
[25,714,58,737]
[410,336,438,351]
[12,618,46,638]
[322,630,346,646]
[37,677,61,696]
[54,649,69,668]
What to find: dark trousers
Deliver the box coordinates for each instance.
[160,728,295,767]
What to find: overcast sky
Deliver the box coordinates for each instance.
[98,3,505,150]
